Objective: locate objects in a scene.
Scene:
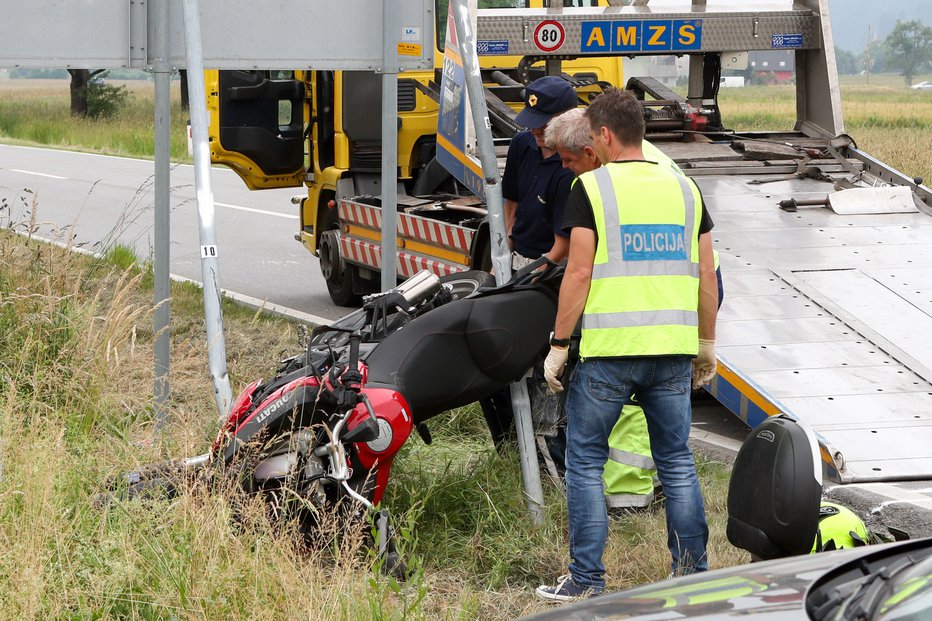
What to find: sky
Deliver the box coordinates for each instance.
[829,0,932,53]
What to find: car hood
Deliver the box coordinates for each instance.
[522,540,926,621]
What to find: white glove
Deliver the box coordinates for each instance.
[692,338,717,389]
[543,345,569,394]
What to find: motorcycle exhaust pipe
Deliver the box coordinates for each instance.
[395,270,441,306]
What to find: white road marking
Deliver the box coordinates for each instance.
[11,168,67,180]
[214,201,299,219]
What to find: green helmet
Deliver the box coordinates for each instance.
[811,502,869,553]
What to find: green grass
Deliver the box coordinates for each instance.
[714,82,932,182]
[0,80,190,162]
[0,228,743,619]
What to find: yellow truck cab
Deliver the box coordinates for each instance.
[206,0,624,304]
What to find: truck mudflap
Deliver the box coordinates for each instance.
[338,198,476,280]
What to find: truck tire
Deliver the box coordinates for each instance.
[319,229,361,307]
[439,270,495,301]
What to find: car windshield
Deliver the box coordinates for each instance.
[876,552,932,620]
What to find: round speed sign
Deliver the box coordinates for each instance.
[533,20,565,53]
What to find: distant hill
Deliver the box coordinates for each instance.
[829,0,931,53]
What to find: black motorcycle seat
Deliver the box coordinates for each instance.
[363,286,557,423]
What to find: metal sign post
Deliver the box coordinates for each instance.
[181,0,233,419]
[379,4,400,291]
[152,0,171,429]
[449,0,545,523]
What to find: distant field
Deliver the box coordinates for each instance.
[0,78,189,161]
[0,74,930,182]
[717,81,932,183]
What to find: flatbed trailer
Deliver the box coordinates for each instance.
[668,138,932,537]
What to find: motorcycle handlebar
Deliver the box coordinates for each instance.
[347,332,361,374]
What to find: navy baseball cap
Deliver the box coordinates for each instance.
[514,76,578,129]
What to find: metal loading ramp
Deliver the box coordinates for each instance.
[697,173,932,485]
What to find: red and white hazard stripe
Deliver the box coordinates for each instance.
[339,236,383,271]
[398,251,466,279]
[396,212,474,253]
[340,234,465,280]
[341,198,474,253]
[339,200,383,230]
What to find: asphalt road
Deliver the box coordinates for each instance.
[0,143,342,323]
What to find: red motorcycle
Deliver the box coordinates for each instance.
[110,260,562,572]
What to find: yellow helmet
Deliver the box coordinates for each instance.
[811,502,869,553]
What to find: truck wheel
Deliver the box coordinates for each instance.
[319,229,361,307]
[439,270,495,301]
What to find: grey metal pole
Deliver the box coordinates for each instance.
[152,0,171,431]
[181,0,233,419]
[451,0,544,523]
[379,3,399,291]
[686,0,707,109]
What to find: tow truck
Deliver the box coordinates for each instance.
[208,0,932,539]
[205,0,624,304]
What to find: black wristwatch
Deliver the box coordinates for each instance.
[549,331,570,348]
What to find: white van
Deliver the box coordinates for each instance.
[720,76,746,87]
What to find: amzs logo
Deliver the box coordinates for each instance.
[255,395,290,425]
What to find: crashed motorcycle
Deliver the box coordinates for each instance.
[109,259,562,569]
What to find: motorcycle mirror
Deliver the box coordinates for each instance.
[341,417,380,444]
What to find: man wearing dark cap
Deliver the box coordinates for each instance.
[503,75,579,269]
[481,75,578,449]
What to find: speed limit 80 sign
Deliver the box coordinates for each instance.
[533,20,565,53]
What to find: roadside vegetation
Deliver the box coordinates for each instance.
[0,222,741,619]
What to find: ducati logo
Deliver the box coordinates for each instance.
[528,94,538,107]
[255,395,289,425]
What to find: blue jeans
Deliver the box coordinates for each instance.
[565,356,708,587]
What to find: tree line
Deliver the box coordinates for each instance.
[835,19,932,84]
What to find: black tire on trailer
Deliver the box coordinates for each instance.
[319,228,361,307]
[438,270,496,301]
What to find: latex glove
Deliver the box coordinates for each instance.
[692,338,717,389]
[543,345,569,394]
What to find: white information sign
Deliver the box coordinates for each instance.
[0,0,434,71]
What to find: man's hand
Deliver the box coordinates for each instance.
[544,345,569,394]
[692,338,717,389]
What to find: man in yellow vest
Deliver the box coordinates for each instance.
[537,89,718,601]
[544,108,724,513]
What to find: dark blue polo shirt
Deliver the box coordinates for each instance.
[501,131,574,258]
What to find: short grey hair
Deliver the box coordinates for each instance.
[544,107,591,153]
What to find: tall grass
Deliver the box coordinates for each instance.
[0,224,743,619]
[0,80,190,162]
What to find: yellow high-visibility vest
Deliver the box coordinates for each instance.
[578,161,703,358]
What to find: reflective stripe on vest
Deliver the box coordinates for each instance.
[604,404,656,507]
[580,163,702,358]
